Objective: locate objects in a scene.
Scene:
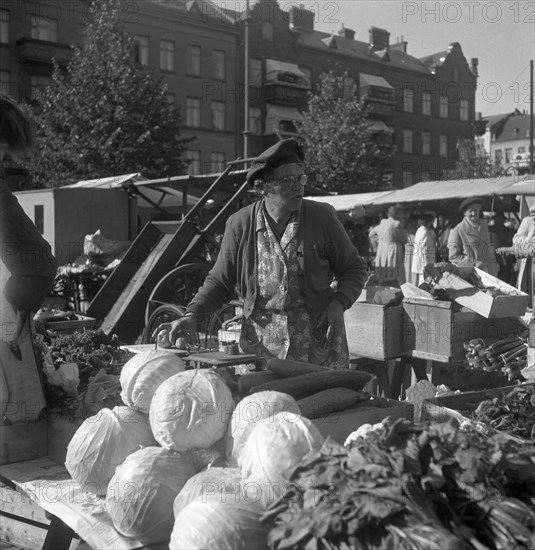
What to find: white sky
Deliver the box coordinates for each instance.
[231,0,535,117]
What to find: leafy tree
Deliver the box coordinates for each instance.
[24,0,191,188]
[296,71,395,193]
[443,137,505,180]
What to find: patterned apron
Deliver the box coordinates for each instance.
[239,205,349,369]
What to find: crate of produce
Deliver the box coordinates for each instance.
[437,266,530,319]
[345,301,403,360]
[422,383,535,439]
[312,396,414,444]
[44,314,97,335]
[402,297,518,362]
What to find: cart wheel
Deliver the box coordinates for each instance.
[142,304,187,344]
[145,262,211,327]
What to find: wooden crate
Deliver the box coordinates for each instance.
[402,297,518,362]
[44,315,97,335]
[345,302,403,360]
[438,267,530,319]
[312,396,413,444]
[0,420,48,466]
[422,383,535,424]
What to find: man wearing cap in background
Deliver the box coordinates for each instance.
[156,138,367,368]
[447,197,498,276]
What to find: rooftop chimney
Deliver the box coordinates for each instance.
[337,24,355,40]
[288,5,314,31]
[369,26,390,51]
[471,57,479,77]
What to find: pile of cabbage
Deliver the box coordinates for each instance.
[64,350,327,547]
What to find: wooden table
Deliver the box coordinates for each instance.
[184,351,262,370]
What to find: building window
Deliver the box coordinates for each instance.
[403,88,414,112]
[439,134,448,157]
[402,170,413,187]
[30,15,57,41]
[452,66,459,81]
[249,58,262,86]
[211,101,225,130]
[212,50,225,80]
[301,67,312,87]
[402,129,413,153]
[344,77,356,99]
[505,148,513,162]
[134,35,149,66]
[460,99,469,121]
[421,170,431,182]
[186,97,201,127]
[186,150,201,175]
[421,131,431,155]
[495,149,503,162]
[249,107,262,135]
[211,152,225,172]
[160,40,175,72]
[187,45,201,77]
[262,22,273,42]
[30,75,51,100]
[34,205,44,234]
[0,70,11,96]
[422,91,431,115]
[518,146,526,154]
[439,95,448,118]
[0,9,9,44]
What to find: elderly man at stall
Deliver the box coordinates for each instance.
[447,197,498,276]
[156,138,367,369]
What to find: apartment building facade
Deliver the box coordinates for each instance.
[1,0,479,188]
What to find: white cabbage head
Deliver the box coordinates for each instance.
[120,350,185,413]
[150,369,234,452]
[169,494,270,550]
[65,405,156,496]
[227,391,300,466]
[106,446,196,544]
[173,467,241,518]
[239,411,324,508]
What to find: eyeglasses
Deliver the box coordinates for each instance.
[267,174,307,191]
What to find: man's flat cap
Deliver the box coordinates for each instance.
[459,197,483,212]
[246,138,304,184]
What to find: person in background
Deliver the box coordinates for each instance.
[489,211,516,285]
[411,213,437,286]
[155,139,367,369]
[512,203,535,296]
[447,197,498,276]
[369,204,408,286]
[403,213,419,285]
[0,95,57,424]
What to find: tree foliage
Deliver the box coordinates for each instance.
[443,138,505,180]
[24,0,191,187]
[296,71,395,193]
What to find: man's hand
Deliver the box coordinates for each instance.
[151,315,198,349]
[318,300,345,342]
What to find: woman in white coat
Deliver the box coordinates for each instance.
[411,213,437,285]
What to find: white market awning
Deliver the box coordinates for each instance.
[359,73,394,90]
[305,191,395,213]
[265,59,309,86]
[65,173,144,189]
[265,104,304,136]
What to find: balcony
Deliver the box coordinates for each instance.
[363,97,396,118]
[263,81,309,107]
[17,37,73,66]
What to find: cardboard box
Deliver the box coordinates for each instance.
[402,297,518,362]
[421,383,535,425]
[437,267,530,319]
[312,396,413,444]
[345,301,403,360]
